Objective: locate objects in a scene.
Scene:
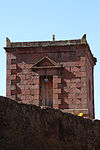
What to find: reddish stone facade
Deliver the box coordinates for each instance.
[4,35,96,119]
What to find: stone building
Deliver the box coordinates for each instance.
[4,35,96,119]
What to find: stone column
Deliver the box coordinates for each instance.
[53,75,61,109]
[6,53,17,100]
[30,75,39,106]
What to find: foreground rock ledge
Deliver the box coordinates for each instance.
[0,96,100,150]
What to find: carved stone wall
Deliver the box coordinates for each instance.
[5,37,96,118]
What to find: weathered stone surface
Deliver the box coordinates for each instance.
[0,96,100,150]
[4,37,97,119]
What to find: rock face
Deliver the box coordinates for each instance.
[0,96,100,150]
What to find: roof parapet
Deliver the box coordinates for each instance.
[6,37,11,47]
[81,34,87,44]
[5,34,88,48]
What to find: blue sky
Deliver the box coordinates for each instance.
[0,0,100,119]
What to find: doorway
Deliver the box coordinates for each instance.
[40,75,53,107]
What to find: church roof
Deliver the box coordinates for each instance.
[4,34,97,65]
[5,34,87,48]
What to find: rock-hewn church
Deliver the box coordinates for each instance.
[4,35,97,119]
